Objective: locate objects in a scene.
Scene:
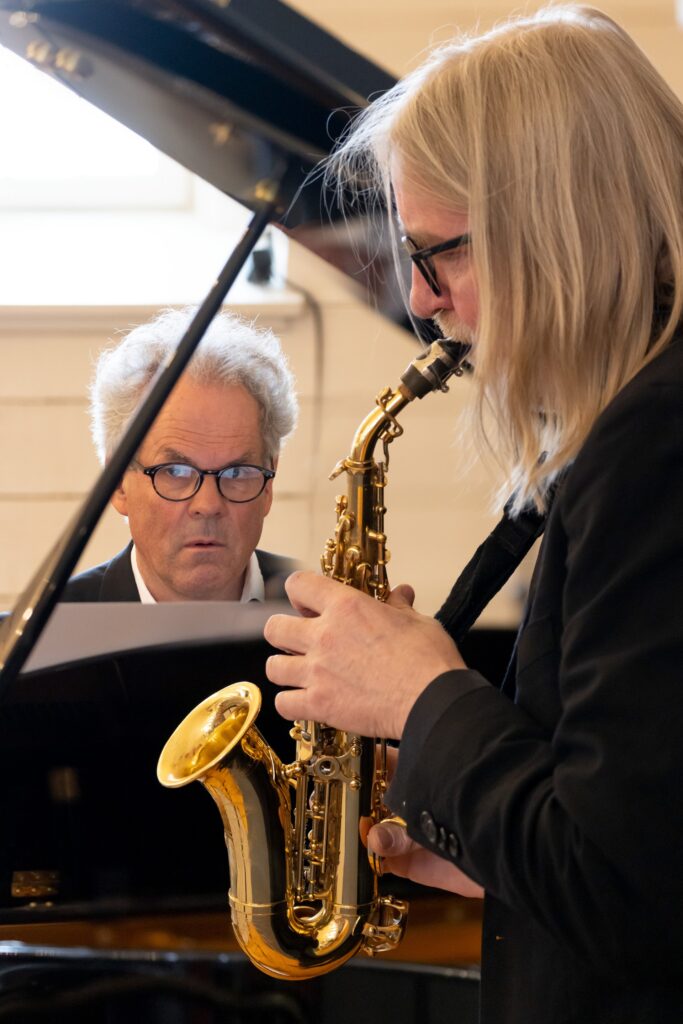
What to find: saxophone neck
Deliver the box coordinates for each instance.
[345,386,408,466]
[342,339,471,467]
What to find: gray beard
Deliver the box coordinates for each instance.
[434,312,475,347]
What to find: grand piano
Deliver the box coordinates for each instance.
[0,3,506,1019]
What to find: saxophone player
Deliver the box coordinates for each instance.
[265,6,683,1022]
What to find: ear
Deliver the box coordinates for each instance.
[110,474,129,518]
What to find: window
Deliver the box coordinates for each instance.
[0,44,290,305]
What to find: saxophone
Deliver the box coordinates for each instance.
[157,338,471,980]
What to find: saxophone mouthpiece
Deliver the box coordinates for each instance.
[400,340,472,399]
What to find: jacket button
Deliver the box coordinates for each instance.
[419,811,438,844]
[437,827,447,852]
[447,832,460,858]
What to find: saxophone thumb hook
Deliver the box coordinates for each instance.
[368,816,409,874]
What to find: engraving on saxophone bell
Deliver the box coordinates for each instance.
[157,340,470,978]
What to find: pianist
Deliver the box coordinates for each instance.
[61,307,298,603]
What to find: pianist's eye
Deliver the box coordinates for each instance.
[221,465,259,480]
[164,464,196,480]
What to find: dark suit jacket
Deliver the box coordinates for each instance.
[60,543,297,603]
[390,338,683,1022]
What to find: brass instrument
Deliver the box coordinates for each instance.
[157,338,471,980]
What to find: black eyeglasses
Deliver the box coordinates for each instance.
[133,461,275,503]
[401,233,471,297]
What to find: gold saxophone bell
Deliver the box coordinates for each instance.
[158,339,471,980]
[157,682,406,978]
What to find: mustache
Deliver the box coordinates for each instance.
[434,313,474,345]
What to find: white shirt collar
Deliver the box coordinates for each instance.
[130,545,264,603]
[240,550,265,602]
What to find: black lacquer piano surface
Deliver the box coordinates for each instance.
[0,3,507,1019]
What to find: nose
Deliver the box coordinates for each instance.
[187,475,225,517]
[409,265,453,321]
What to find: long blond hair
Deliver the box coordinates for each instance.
[327,4,683,512]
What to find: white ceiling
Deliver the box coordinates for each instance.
[289,1,683,94]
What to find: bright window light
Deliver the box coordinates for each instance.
[0,45,191,209]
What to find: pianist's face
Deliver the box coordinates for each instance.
[110,376,274,601]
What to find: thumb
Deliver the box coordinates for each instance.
[367,820,416,858]
[386,583,415,609]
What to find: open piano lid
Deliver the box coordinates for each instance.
[0,0,396,229]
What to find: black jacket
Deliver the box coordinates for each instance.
[390,338,683,1023]
[60,543,296,603]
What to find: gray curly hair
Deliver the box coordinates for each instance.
[90,307,298,464]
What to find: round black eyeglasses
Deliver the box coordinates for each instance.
[401,233,471,297]
[133,461,275,503]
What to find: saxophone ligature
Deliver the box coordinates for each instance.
[157,338,471,980]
